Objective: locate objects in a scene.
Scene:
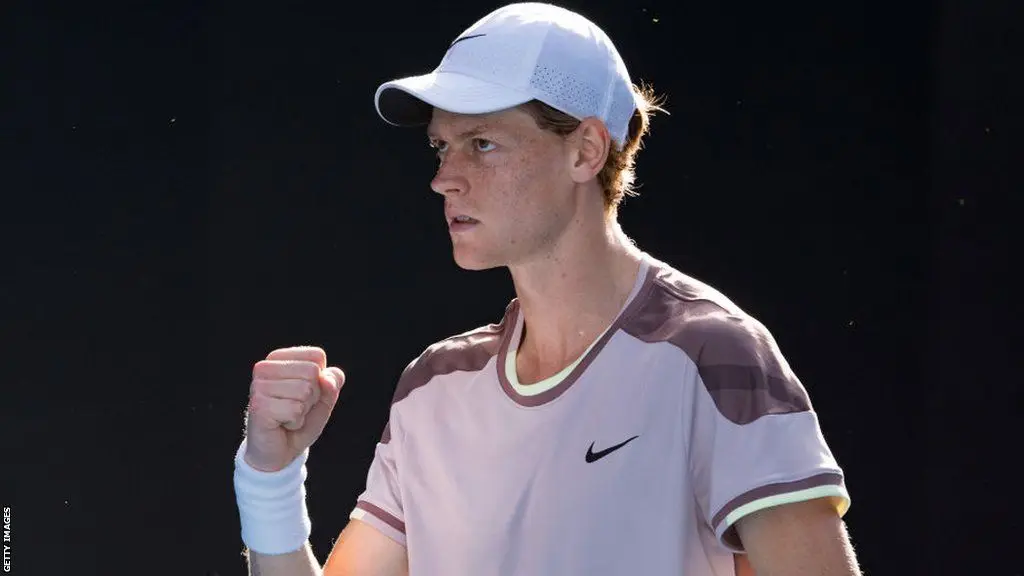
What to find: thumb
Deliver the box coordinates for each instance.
[319,367,346,409]
[292,367,345,448]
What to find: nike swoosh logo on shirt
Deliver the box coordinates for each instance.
[585,435,640,463]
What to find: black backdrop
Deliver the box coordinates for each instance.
[5,0,1016,574]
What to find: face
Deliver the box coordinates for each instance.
[427,106,578,271]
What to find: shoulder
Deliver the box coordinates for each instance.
[623,257,760,355]
[391,299,516,407]
[378,301,514,443]
[624,257,810,424]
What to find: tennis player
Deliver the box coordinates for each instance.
[233,3,863,575]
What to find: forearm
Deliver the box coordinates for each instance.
[246,541,322,576]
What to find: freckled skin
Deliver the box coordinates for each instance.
[428,107,581,271]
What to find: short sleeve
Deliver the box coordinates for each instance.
[349,359,420,547]
[349,410,407,546]
[685,314,851,552]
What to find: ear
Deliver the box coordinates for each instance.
[568,117,611,184]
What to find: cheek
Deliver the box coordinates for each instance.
[480,147,564,229]
[515,153,567,214]
[501,165,547,221]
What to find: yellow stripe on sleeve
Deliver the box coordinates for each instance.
[724,484,851,530]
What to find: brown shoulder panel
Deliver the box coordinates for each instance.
[380,301,514,443]
[620,268,811,425]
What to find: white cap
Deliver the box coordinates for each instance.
[374,2,638,145]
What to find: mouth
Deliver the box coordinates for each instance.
[448,214,480,229]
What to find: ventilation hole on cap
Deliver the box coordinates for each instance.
[529,65,601,119]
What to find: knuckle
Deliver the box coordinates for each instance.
[249,392,269,412]
[251,378,277,397]
[252,359,319,381]
[259,397,290,422]
[267,345,326,363]
[267,346,301,359]
[313,347,327,364]
[300,362,320,381]
[252,360,275,378]
[300,346,327,364]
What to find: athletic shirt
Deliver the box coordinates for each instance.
[350,253,850,575]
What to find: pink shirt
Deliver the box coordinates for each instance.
[350,253,850,575]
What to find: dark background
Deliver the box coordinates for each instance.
[4,0,1017,574]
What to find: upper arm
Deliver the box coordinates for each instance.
[323,519,408,576]
[683,312,851,550]
[735,497,861,575]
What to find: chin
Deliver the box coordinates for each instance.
[451,246,504,271]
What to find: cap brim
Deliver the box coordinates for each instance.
[375,71,535,127]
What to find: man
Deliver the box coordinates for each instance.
[233,3,862,575]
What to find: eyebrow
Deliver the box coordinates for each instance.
[427,124,492,142]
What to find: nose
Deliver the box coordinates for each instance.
[430,152,468,197]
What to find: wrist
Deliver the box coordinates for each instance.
[233,438,312,555]
[242,440,303,474]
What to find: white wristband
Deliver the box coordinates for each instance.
[233,438,312,555]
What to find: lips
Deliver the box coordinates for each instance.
[445,209,479,226]
[446,212,480,233]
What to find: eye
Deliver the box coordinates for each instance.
[429,139,448,154]
[473,138,496,152]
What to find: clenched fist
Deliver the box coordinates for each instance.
[244,346,345,472]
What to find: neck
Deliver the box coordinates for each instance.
[509,209,643,377]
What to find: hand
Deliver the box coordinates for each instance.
[243,346,345,472]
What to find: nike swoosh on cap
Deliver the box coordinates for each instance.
[448,33,487,48]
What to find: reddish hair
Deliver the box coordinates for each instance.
[521,83,667,215]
